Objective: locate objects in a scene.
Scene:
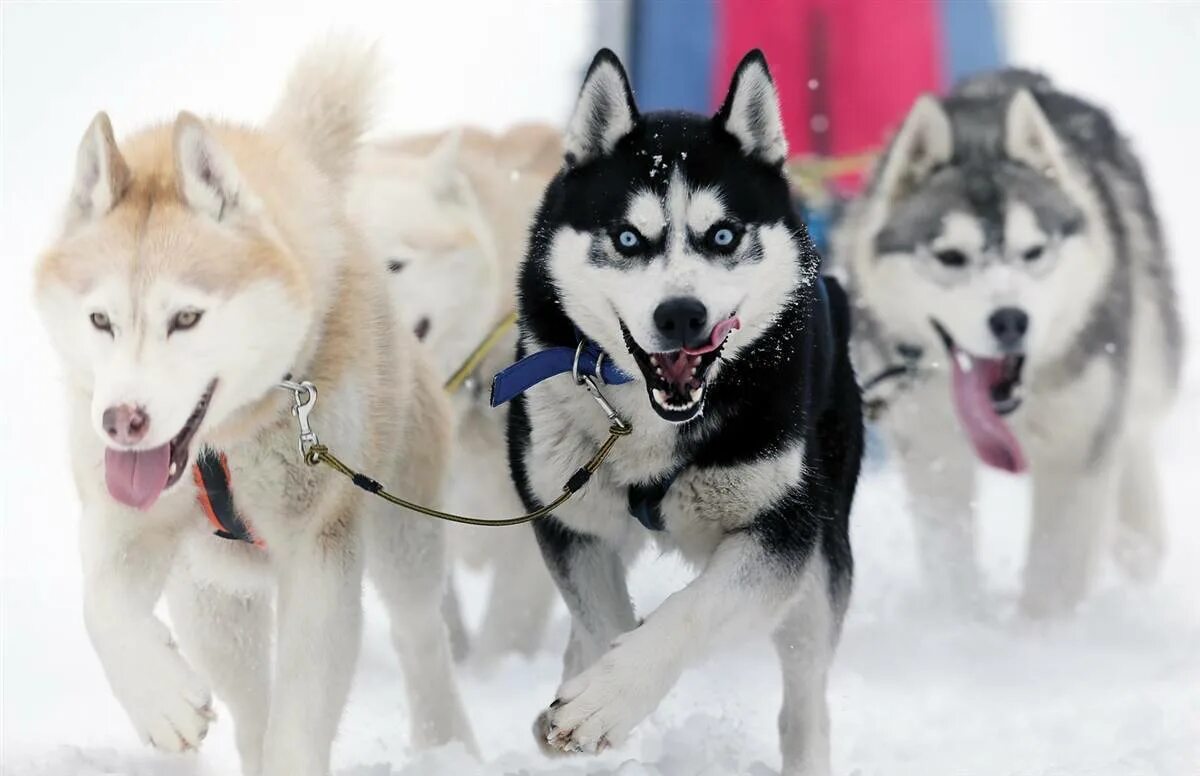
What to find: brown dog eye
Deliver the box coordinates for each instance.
[90,312,113,334]
[935,249,967,268]
[169,309,204,335]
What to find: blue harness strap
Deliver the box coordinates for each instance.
[490,341,633,408]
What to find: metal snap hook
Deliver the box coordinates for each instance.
[286,380,319,459]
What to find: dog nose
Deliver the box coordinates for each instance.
[102,404,150,445]
[988,307,1029,350]
[653,297,709,350]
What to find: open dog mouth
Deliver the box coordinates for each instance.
[104,379,218,510]
[620,316,740,423]
[931,319,1027,474]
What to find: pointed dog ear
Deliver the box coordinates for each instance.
[1006,89,1071,180]
[173,111,256,221]
[564,49,638,166]
[714,50,787,166]
[68,112,130,225]
[425,128,467,200]
[874,95,953,202]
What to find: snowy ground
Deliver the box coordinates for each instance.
[3,2,1199,775]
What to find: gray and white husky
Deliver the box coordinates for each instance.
[838,70,1182,616]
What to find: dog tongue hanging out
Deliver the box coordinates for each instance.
[838,68,1182,616]
[32,39,477,772]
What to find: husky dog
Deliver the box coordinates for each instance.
[349,125,561,661]
[33,43,475,775]
[838,70,1182,616]
[504,50,862,774]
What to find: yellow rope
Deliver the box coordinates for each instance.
[443,311,519,394]
[304,422,631,526]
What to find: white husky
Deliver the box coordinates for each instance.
[349,125,562,661]
[33,42,475,775]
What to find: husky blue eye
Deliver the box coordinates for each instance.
[612,227,645,255]
[707,223,741,253]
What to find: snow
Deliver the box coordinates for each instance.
[2,3,1198,775]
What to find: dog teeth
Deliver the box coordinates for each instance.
[954,350,973,373]
[650,355,661,367]
[656,367,663,376]
[690,386,702,402]
[169,462,178,476]
[653,388,668,405]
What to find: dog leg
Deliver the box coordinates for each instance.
[1113,435,1166,581]
[531,519,638,748]
[1021,459,1118,617]
[473,526,556,660]
[893,420,981,610]
[540,535,796,755]
[80,512,213,753]
[260,515,362,776]
[441,576,471,663]
[166,568,271,775]
[366,513,477,753]
[533,520,638,679]
[772,563,836,776]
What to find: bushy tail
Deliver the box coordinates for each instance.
[270,36,380,186]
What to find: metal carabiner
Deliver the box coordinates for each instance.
[285,380,320,461]
[572,342,629,431]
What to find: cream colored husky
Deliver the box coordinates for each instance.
[33,42,475,775]
[349,124,561,661]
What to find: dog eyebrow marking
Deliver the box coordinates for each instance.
[933,211,986,254]
[686,187,726,233]
[625,189,665,240]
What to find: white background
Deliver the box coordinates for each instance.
[2,2,1198,775]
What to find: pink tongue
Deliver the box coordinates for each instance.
[949,348,1027,474]
[105,443,172,511]
[659,351,694,385]
[682,316,741,356]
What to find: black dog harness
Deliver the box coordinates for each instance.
[193,447,262,546]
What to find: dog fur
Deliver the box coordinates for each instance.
[34,40,475,775]
[348,123,562,661]
[507,50,863,775]
[837,69,1183,616]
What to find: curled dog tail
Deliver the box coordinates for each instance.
[271,36,380,186]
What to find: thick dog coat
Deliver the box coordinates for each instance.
[34,41,475,775]
[349,125,562,661]
[507,50,862,775]
[837,70,1182,615]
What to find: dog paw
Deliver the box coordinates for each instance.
[110,643,214,753]
[537,638,677,755]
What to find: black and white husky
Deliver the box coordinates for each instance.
[498,50,862,774]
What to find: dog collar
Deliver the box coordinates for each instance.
[490,340,633,407]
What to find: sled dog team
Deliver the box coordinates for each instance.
[33,39,1179,776]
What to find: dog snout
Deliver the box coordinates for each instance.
[653,297,709,350]
[102,404,150,445]
[988,307,1029,351]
